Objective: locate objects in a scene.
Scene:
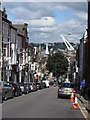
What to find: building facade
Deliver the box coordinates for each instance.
[0,9,29,83]
[87,1,90,95]
[78,37,84,84]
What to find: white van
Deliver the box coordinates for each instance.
[42,80,49,88]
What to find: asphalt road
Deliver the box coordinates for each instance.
[2,86,85,119]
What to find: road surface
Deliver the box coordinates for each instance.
[2,87,85,119]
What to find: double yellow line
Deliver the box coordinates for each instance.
[78,103,88,120]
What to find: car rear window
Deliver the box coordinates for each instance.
[0,82,2,87]
[61,83,73,88]
[24,82,27,85]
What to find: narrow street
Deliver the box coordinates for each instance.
[2,87,85,119]
[0,1,90,120]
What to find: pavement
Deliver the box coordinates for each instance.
[0,104,2,120]
[77,94,90,114]
[2,86,85,119]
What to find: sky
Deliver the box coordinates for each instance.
[1,1,88,43]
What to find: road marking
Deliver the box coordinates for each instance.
[82,107,86,110]
[83,110,88,113]
[78,103,88,120]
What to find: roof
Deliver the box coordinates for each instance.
[2,15,11,24]
[13,24,24,35]
[10,24,17,30]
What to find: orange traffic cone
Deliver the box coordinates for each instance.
[70,90,74,102]
[73,94,78,109]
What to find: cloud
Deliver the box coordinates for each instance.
[2,2,88,19]
[29,18,86,43]
[76,12,88,21]
[2,0,87,2]
[30,27,57,32]
[2,2,88,43]
[60,2,88,12]
[30,17,56,27]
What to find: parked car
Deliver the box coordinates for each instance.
[42,82,46,88]
[49,80,54,86]
[42,80,49,88]
[30,82,37,92]
[24,82,31,93]
[18,83,28,94]
[53,83,56,87]
[36,83,40,90]
[58,81,75,98]
[38,82,45,89]
[8,82,22,97]
[0,81,14,101]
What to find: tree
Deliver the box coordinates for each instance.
[2,7,7,18]
[46,51,69,78]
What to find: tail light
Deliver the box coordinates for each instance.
[59,89,61,92]
[27,84,28,87]
[0,88,2,91]
[12,87,15,91]
[73,90,76,93]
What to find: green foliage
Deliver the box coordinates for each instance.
[46,51,69,78]
[2,7,7,18]
[52,42,66,51]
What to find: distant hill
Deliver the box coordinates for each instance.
[29,42,75,51]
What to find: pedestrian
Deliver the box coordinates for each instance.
[58,80,61,87]
[80,79,86,97]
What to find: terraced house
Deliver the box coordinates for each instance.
[0,8,29,83]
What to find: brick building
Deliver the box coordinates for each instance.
[13,23,29,83]
[0,9,29,83]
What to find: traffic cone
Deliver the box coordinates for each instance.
[70,90,74,102]
[73,94,78,109]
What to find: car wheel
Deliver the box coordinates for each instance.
[12,92,14,98]
[4,93,7,100]
[19,91,22,96]
[15,91,18,96]
[27,90,29,94]
[58,94,60,98]
[25,90,27,94]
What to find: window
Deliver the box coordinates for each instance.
[61,83,74,88]
[0,82,2,87]
[2,21,8,37]
[4,83,8,87]
[61,83,71,88]
[7,84,12,88]
[11,29,15,43]
[3,44,7,57]
[3,49,6,56]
